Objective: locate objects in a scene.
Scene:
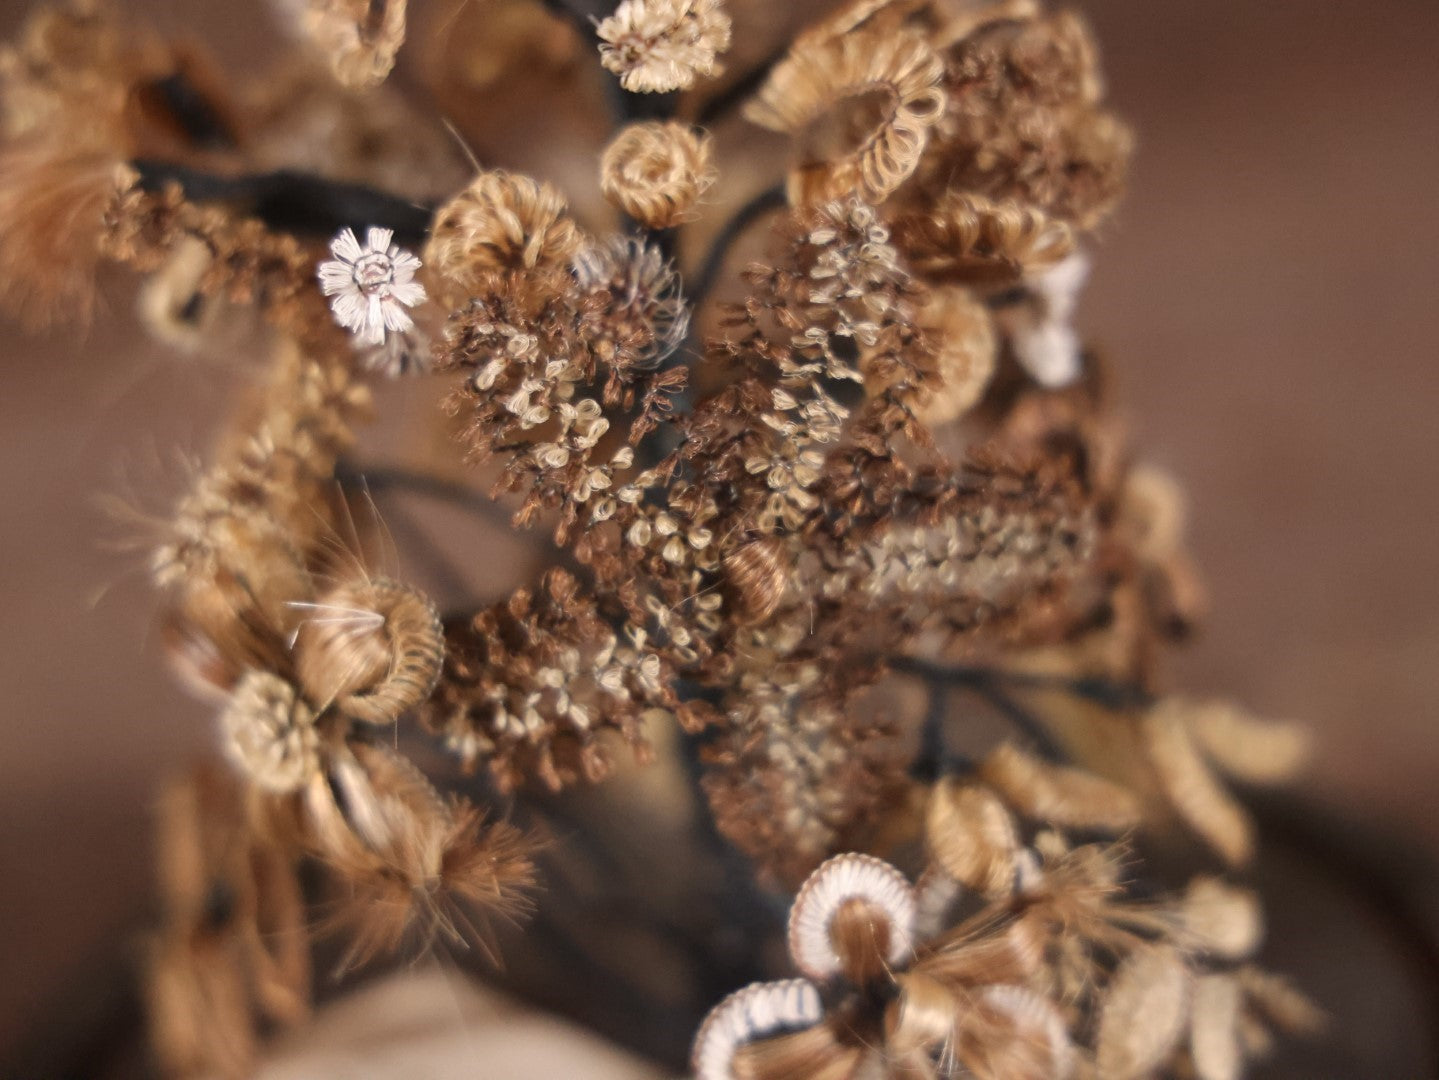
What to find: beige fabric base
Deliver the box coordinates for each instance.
[259,966,668,1079]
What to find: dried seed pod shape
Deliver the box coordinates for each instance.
[1184,699,1310,784]
[1144,698,1255,865]
[1234,966,1324,1036]
[220,671,321,793]
[1095,944,1192,1080]
[1190,974,1243,1080]
[692,979,823,1080]
[600,120,715,229]
[925,778,1021,897]
[293,577,443,725]
[424,170,583,299]
[979,742,1142,833]
[1179,877,1263,961]
[597,0,731,94]
[746,30,946,205]
[788,853,916,983]
[722,535,790,625]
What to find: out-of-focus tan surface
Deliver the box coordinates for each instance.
[258,966,666,1079]
[0,0,1436,1062]
[1081,0,1439,836]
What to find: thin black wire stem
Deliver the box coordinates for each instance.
[536,0,680,129]
[144,71,239,149]
[132,160,436,245]
[686,182,788,312]
[334,462,514,531]
[695,39,791,128]
[333,462,595,598]
[910,683,959,782]
[888,655,1154,712]
[888,657,1085,763]
[965,680,1069,764]
[536,0,606,40]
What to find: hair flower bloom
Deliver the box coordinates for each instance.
[318,226,426,345]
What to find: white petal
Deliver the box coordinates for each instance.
[329,289,368,332]
[358,296,387,344]
[390,250,422,277]
[381,299,414,334]
[365,226,394,255]
[318,262,357,296]
[329,227,362,263]
[389,280,427,308]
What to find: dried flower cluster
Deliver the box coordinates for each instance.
[695,846,1320,1080]
[1,0,1321,1076]
[597,0,732,93]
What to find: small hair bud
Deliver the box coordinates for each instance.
[299,0,407,89]
[692,979,822,1080]
[573,235,690,371]
[788,853,916,984]
[220,671,320,793]
[424,171,584,300]
[600,120,716,229]
[722,536,790,626]
[746,32,946,204]
[292,577,443,725]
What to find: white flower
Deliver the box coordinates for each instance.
[318,226,426,346]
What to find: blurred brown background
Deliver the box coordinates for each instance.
[1,0,1436,1069]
